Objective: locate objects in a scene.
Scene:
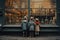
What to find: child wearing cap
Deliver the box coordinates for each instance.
[34,18,40,36]
[21,16,28,37]
[28,17,35,37]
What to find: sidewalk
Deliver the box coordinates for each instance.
[0,35,60,40]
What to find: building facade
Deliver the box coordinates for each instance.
[0,0,60,32]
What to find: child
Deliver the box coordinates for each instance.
[21,16,28,37]
[34,18,40,37]
[29,17,35,37]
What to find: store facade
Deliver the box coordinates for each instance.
[0,0,60,32]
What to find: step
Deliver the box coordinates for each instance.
[3,28,22,32]
[40,29,59,32]
[3,24,59,27]
[3,25,21,27]
[40,24,59,27]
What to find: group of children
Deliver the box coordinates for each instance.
[21,16,40,37]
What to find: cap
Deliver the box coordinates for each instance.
[24,16,27,18]
[35,18,39,20]
[30,17,34,19]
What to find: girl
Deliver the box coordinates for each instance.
[34,18,40,37]
[21,16,28,37]
[29,17,35,37]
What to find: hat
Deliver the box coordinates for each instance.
[30,17,34,19]
[24,16,27,18]
[35,18,39,20]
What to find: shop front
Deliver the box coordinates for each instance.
[0,0,60,32]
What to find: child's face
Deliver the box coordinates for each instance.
[31,19,33,20]
[24,18,27,20]
[36,20,38,22]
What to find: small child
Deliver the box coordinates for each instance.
[34,18,40,36]
[29,17,35,37]
[21,16,28,37]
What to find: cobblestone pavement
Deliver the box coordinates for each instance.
[0,35,60,40]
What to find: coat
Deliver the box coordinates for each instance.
[29,20,35,31]
[35,21,40,32]
[35,25,40,32]
[21,20,28,31]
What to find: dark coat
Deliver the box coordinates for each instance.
[28,20,35,31]
[21,20,28,31]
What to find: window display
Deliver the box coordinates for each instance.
[5,0,56,25]
[5,0,28,24]
[30,0,56,24]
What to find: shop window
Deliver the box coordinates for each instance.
[4,0,56,25]
[30,0,56,24]
[5,0,28,25]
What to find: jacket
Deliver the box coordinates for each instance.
[21,20,28,31]
[35,21,40,31]
[29,20,35,31]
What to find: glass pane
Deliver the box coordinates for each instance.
[5,0,28,8]
[30,0,56,24]
[5,0,28,25]
[5,9,28,25]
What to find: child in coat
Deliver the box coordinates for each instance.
[34,18,40,36]
[29,17,35,37]
[21,16,28,37]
